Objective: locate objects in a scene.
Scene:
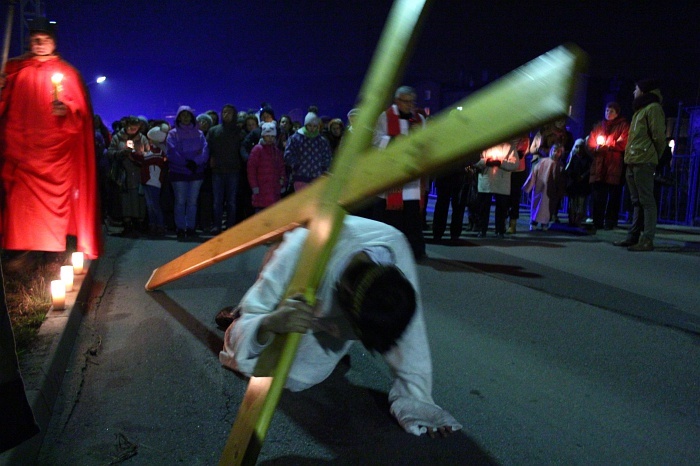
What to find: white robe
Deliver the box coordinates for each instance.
[219,216,462,435]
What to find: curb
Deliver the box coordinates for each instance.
[0,259,97,466]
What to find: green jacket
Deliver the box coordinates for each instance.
[624,89,666,165]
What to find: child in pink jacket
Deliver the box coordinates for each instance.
[247,122,286,211]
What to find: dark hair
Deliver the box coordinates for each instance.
[29,17,57,41]
[260,106,275,120]
[205,109,219,126]
[337,262,416,354]
[124,115,140,127]
[605,101,621,115]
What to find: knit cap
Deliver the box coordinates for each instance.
[304,112,319,125]
[147,126,167,143]
[261,122,277,137]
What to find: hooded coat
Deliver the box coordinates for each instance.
[166,106,209,182]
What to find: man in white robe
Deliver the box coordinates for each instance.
[219,216,461,437]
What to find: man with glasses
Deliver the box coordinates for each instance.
[372,86,427,259]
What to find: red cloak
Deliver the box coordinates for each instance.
[0,53,102,258]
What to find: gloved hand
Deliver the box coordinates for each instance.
[185,160,197,173]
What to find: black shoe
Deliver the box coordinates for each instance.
[186,228,198,238]
[476,231,486,238]
[176,229,186,242]
[215,305,241,329]
[613,238,636,247]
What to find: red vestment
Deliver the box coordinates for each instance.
[0,53,102,258]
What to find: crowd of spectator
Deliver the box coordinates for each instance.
[94,104,345,241]
[95,79,669,255]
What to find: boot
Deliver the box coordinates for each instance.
[506,219,517,235]
[628,237,654,252]
[614,237,637,247]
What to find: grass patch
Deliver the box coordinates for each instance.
[3,251,70,356]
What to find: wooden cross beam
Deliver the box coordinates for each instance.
[219,2,433,464]
[144,1,586,464]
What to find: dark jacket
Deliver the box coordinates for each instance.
[207,122,243,174]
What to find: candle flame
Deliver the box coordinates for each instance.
[51,73,64,85]
[596,135,605,145]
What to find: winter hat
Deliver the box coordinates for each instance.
[147,126,167,143]
[304,112,320,126]
[636,79,660,94]
[260,106,275,120]
[261,122,277,137]
[196,113,213,126]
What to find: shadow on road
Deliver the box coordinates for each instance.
[262,358,499,465]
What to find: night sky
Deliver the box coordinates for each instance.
[8,1,699,129]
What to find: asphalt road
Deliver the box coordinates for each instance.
[32,222,700,465]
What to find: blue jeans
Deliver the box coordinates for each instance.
[171,180,203,231]
[143,184,164,227]
[626,163,656,241]
[212,172,239,229]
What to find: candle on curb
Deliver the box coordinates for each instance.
[51,280,66,310]
[72,252,84,275]
[60,265,74,292]
[51,72,64,100]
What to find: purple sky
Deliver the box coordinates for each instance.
[8,1,698,127]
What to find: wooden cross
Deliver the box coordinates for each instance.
[144,1,586,464]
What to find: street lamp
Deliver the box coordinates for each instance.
[87,76,106,87]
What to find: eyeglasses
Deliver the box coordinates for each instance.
[397,98,415,104]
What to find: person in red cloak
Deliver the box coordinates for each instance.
[0,17,102,260]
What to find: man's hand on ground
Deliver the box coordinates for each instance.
[424,425,454,438]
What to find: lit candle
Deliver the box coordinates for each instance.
[72,252,84,275]
[60,265,74,292]
[51,280,66,310]
[51,72,64,100]
[596,135,605,146]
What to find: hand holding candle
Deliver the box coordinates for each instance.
[51,72,63,100]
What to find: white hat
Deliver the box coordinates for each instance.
[261,122,277,137]
[147,126,167,143]
[304,112,319,126]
